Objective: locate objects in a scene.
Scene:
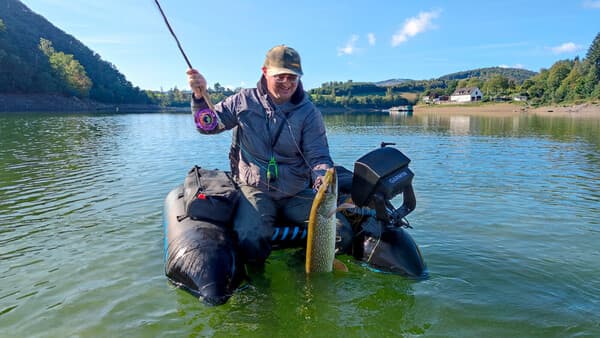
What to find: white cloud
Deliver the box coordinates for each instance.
[391,9,441,47]
[367,33,376,46]
[583,0,600,8]
[551,42,582,54]
[338,35,360,56]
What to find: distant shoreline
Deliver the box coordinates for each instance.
[2,93,599,118]
[0,93,188,113]
[414,102,600,118]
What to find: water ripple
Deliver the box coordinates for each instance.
[1,112,600,336]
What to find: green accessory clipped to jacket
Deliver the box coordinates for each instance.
[267,156,278,182]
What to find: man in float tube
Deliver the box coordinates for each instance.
[186,45,335,268]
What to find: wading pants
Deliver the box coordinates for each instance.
[233,185,355,265]
[233,185,315,265]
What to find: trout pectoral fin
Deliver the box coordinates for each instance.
[333,258,348,272]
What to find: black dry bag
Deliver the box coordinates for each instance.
[182,166,240,224]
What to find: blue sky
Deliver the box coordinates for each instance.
[20,0,600,91]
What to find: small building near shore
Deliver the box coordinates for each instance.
[423,94,449,104]
[450,87,483,103]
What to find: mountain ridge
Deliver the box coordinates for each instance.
[375,66,538,87]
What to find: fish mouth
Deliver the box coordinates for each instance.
[316,168,336,196]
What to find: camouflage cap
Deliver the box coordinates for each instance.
[263,45,303,76]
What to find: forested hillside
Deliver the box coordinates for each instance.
[377,67,537,87]
[438,67,537,83]
[1,0,598,111]
[309,34,599,109]
[308,67,543,109]
[0,0,150,104]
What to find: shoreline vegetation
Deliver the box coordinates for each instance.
[0,93,188,113]
[1,93,599,118]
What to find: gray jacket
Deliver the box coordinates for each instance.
[191,77,333,200]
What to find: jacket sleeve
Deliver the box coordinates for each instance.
[301,106,334,182]
[190,93,238,134]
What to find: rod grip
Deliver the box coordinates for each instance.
[201,90,215,111]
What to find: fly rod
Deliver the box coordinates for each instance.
[153,0,215,113]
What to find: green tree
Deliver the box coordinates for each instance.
[170,86,185,103]
[466,77,484,89]
[484,74,510,98]
[39,38,55,55]
[52,52,93,96]
[446,80,458,96]
[557,59,587,102]
[546,60,572,103]
[0,19,7,70]
[585,32,600,81]
[386,87,393,98]
[456,79,469,89]
[522,71,548,104]
[39,38,92,97]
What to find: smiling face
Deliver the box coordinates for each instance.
[262,67,300,104]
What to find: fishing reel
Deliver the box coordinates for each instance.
[193,108,219,131]
[350,143,416,228]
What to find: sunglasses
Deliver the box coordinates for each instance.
[272,74,300,84]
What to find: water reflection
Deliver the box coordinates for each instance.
[324,112,600,149]
[449,116,470,135]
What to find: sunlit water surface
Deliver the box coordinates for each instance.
[1,111,599,337]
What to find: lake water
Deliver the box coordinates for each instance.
[1,111,599,337]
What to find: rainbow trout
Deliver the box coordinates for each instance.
[305,167,338,273]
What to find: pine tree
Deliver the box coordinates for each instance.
[585,32,600,81]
